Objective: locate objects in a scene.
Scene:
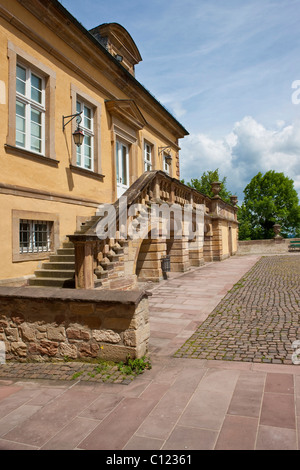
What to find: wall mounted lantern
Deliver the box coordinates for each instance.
[62,111,84,147]
[164,154,172,165]
[158,145,172,154]
[158,146,172,165]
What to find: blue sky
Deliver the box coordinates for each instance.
[60,0,300,201]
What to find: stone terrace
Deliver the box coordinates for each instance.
[175,255,300,364]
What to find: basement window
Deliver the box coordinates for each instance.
[19,219,53,254]
[12,210,59,263]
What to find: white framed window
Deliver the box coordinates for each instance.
[144,142,152,171]
[116,139,130,198]
[15,63,45,155]
[19,219,52,254]
[163,152,170,174]
[76,100,94,171]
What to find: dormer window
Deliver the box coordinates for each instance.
[89,23,142,77]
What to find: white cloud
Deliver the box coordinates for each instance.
[180,116,300,201]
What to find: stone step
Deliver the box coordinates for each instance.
[56,248,75,256]
[42,262,75,270]
[81,215,99,223]
[75,216,99,234]
[34,269,75,279]
[62,241,74,248]
[81,219,97,228]
[28,277,75,288]
[49,254,75,262]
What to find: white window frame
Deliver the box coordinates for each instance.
[15,63,46,155]
[116,139,130,198]
[144,141,152,171]
[163,152,170,174]
[76,99,94,171]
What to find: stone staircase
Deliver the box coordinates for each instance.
[29,217,136,290]
[28,170,237,290]
[28,241,76,288]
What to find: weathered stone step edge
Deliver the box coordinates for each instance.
[50,255,75,262]
[28,278,75,287]
[57,248,75,255]
[34,270,75,278]
[42,262,75,270]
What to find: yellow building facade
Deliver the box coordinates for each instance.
[0,0,189,285]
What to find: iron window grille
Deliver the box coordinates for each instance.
[19,219,52,254]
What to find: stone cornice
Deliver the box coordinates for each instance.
[12,0,188,139]
[1,3,114,100]
[0,182,101,208]
[105,100,147,131]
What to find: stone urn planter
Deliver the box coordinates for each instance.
[230,195,238,206]
[273,223,282,239]
[211,181,221,198]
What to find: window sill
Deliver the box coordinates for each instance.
[5,145,59,166]
[69,164,105,181]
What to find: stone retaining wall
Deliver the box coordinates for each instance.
[0,287,150,363]
[237,238,300,255]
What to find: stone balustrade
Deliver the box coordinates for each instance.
[68,171,239,289]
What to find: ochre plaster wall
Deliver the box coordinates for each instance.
[0,0,185,281]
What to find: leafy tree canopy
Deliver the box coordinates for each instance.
[182,169,233,203]
[239,170,300,239]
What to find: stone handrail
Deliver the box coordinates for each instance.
[68,170,238,289]
[70,171,236,238]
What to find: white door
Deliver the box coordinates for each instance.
[116,140,129,198]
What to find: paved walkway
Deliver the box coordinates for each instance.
[0,254,300,450]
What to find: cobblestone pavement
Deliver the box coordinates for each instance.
[175,255,300,364]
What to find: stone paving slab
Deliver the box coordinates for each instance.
[0,254,300,450]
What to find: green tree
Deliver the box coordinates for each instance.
[239,170,300,239]
[237,204,252,240]
[182,169,233,203]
